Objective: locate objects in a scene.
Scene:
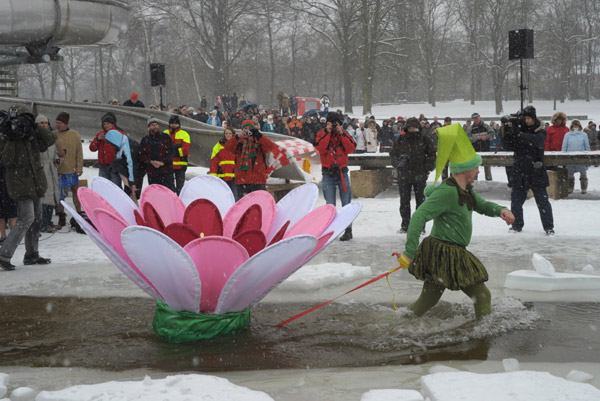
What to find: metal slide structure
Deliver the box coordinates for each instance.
[0,96,313,181]
[0,0,130,65]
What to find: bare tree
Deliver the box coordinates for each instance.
[297,0,361,112]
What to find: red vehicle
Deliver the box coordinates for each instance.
[295,97,321,116]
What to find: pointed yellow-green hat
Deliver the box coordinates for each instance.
[433,123,482,183]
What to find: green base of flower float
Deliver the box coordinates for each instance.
[152,300,251,343]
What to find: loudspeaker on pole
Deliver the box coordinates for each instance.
[150,63,166,87]
[509,29,534,60]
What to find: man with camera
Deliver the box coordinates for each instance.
[0,106,57,270]
[223,120,276,198]
[503,106,554,235]
[390,117,436,234]
[315,112,356,241]
[466,112,495,180]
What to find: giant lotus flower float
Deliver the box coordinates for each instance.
[63,176,361,343]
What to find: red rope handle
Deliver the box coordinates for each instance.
[276,265,403,327]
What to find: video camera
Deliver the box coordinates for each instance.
[0,107,35,141]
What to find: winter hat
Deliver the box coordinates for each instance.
[147,116,159,126]
[101,112,116,125]
[522,105,537,119]
[471,112,480,119]
[434,123,481,182]
[241,120,255,129]
[130,93,139,102]
[35,114,48,124]
[404,117,420,130]
[444,116,452,123]
[326,112,343,125]
[56,112,70,124]
[570,120,582,130]
[169,114,181,125]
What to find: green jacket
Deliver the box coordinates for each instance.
[0,126,57,200]
[404,178,506,259]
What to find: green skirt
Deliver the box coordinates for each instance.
[408,236,488,291]
[152,300,251,343]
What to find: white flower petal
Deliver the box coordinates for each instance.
[121,226,201,313]
[214,235,317,314]
[179,175,235,217]
[266,183,319,243]
[89,176,137,225]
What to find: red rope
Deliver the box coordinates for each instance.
[276,265,403,327]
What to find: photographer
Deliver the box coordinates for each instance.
[466,112,495,180]
[390,117,436,234]
[315,112,356,241]
[0,105,57,270]
[223,120,276,197]
[503,106,554,235]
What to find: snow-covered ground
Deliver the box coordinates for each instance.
[1,100,599,400]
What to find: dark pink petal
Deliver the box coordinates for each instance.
[134,209,147,227]
[267,220,290,246]
[143,202,165,232]
[183,198,223,236]
[163,223,199,248]
[233,229,267,257]
[232,204,262,238]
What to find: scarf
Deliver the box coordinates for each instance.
[446,177,476,211]
[239,136,258,170]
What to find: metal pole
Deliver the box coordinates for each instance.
[160,86,163,109]
[520,58,524,112]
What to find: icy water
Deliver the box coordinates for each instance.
[0,296,598,372]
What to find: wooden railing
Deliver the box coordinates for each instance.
[348,151,600,169]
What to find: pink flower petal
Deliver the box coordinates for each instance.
[140,184,185,226]
[233,229,266,257]
[284,204,336,239]
[78,187,125,229]
[223,190,275,238]
[184,237,249,313]
[62,201,163,301]
[164,223,199,248]
[183,198,223,236]
[92,209,162,298]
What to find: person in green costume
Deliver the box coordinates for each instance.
[397,123,515,319]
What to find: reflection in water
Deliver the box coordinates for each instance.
[0,295,574,372]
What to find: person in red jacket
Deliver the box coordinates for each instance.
[224,120,276,198]
[89,112,126,187]
[209,127,237,199]
[315,112,356,241]
[164,114,191,194]
[545,112,569,151]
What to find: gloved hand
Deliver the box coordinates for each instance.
[249,128,262,139]
[397,253,411,269]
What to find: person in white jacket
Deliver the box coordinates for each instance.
[353,121,367,153]
[366,119,378,153]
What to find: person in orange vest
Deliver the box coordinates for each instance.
[288,114,303,138]
[164,114,191,194]
[209,127,237,200]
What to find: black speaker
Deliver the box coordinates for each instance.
[509,29,534,60]
[150,63,165,86]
